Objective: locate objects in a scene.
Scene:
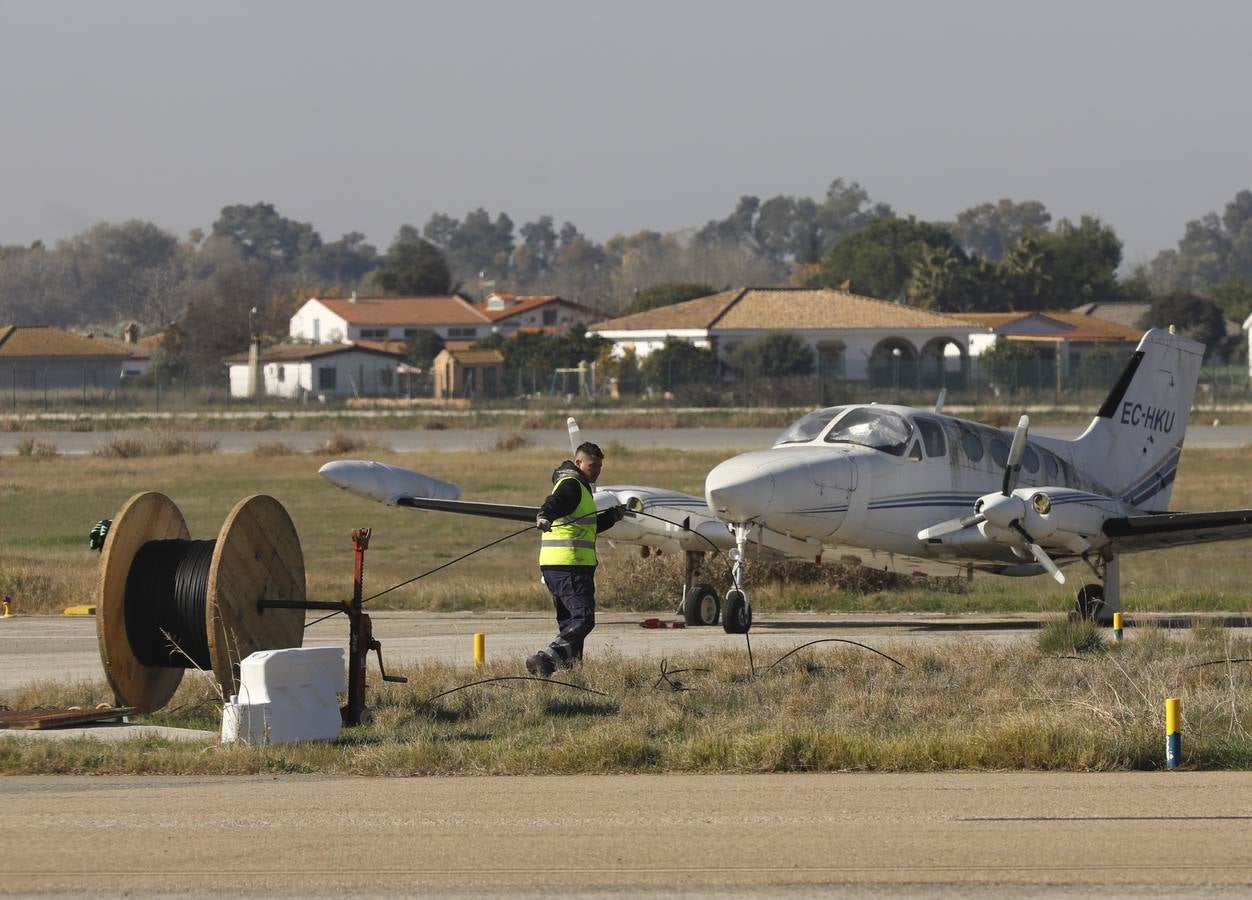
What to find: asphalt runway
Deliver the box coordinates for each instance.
[3,772,1252,896]
[3,423,1252,455]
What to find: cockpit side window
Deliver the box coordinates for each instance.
[914,416,947,457]
[823,407,913,456]
[774,406,849,445]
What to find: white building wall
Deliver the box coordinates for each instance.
[289,300,348,344]
[230,352,399,399]
[593,326,981,381]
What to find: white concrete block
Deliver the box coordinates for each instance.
[221,647,344,745]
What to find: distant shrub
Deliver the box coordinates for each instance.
[15,438,57,458]
[93,437,147,458]
[490,431,532,452]
[318,432,387,454]
[252,441,295,457]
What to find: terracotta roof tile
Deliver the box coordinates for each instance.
[314,296,491,326]
[591,288,974,332]
[223,342,402,364]
[0,325,131,359]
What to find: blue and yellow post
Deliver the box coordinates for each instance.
[1112,612,1123,641]
[1165,697,1181,769]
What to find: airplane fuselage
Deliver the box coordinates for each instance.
[705,405,1132,569]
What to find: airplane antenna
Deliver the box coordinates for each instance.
[933,388,946,415]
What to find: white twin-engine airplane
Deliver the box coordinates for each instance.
[320,328,1252,633]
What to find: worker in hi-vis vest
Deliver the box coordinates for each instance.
[527,442,626,677]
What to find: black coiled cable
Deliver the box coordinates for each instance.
[124,539,216,669]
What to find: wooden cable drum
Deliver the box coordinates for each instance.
[95,492,306,713]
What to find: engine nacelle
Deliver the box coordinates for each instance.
[976,487,1127,555]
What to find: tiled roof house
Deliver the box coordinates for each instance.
[590,287,985,381]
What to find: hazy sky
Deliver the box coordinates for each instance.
[3,0,1250,269]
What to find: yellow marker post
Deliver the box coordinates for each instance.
[1165,697,1181,769]
[474,633,486,669]
[1,596,11,618]
[1112,612,1123,641]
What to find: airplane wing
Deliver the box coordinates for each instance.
[395,496,538,522]
[1103,509,1252,553]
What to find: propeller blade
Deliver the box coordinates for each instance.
[1001,415,1030,496]
[1010,521,1065,584]
[917,512,985,541]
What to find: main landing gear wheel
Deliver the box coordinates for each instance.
[1073,584,1106,622]
[682,583,720,627]
[722,589,752,634]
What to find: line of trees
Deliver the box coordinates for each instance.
[4,182,1252,378]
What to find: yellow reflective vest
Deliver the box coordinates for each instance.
[539,475,599,567]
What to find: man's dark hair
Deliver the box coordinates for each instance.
[575,441,604,459]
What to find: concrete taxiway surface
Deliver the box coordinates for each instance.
[3,773,1251,896]
[0,609,1134,690]
[3,610,1248,692]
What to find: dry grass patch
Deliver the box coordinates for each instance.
[5,634,1252,774]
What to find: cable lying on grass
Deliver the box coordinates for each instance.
[420,676,611,706]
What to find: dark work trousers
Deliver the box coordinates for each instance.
[541,568,596,666]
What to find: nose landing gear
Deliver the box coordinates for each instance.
[723,523,753,634]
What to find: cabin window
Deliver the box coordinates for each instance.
[774,406,849,445]
[908,440,923,461]
[824,407,912,456]
[1043,452,1059,481]
[960,430,984,462]
[989,436,1010,468]
[915,416,947,457]
[1022,445,1040,474]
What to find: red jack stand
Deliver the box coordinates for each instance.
[258,526,406,727]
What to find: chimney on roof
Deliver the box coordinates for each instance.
[349,291,357,303]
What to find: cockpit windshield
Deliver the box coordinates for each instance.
[773,406,850,445]
[823,407,913,456]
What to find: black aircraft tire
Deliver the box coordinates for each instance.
[1074,584,1106,622]
[722,589,752,634]
[683,584,720,626]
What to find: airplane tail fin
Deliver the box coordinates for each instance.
[1070,328,1204,512]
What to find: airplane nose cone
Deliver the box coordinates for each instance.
[706,449,857,536]
[706,456,777,521]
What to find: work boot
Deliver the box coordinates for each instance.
[525,652,556,678]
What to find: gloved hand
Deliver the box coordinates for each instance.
[609,504,628,524]
[88,518,112,552]
[535,515,552,532]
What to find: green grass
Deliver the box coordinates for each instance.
[3,445,1252,616]
[3,632,1251,774]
